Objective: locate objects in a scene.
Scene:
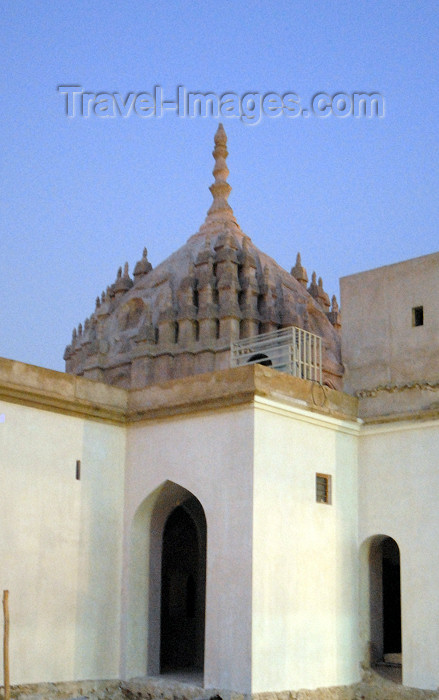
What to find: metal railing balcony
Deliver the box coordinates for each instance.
[230,326,322,383]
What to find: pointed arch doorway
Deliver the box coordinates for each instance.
[126,483,207,681]
[160,496,206,673]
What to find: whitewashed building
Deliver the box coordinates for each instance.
[1,126,438,697]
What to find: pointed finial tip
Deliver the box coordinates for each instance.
[214,122,227,144]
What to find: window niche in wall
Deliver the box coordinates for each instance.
[412,306,424,327]
[316,473,332,504]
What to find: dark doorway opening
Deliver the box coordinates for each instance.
[160,497,206,673]
[368,535,402,677]
[248,352,272,366]
[382,537,401,655]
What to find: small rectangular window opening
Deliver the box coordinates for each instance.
[412,306,424,327]
[316,474,331,504]
[76,460,81,480]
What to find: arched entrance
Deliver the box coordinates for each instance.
[125,482,206,681]
[368,535,402,668]
[247,353,272,366]
[160,497,206,672]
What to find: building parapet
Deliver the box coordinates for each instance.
[0,356,128,423]
[0,357,357,425]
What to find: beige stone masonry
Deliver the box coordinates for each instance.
[0,679,357,700]
[3,673,438,700]
[122,678,357,700]
[0,680,123,700]
[356,670,439,700]
[118,364,358,423]
[64,127,343,391]
[357,381,439,423]
[0,357,127,423]
[0,358,357,425]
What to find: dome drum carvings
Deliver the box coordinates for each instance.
[64,125,343,390]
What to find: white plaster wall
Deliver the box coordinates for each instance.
[359,420,439,689]
[122,406,254,694]
[252,399,360,692]
[0,400,125,684]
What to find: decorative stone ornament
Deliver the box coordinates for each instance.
[65,126,343,389]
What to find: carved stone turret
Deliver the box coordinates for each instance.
[194,238,218,344]
[95,289,112,323]
[327,295,341,330]
[214,231,241,341]
[65,126,343,390]
[176,263,198,346]
[113,263,133,298]
[291,253,308,287]
[238,238,260,338]
[133,248,153,280]
[258,265,280,333]
[308,271,319,300]
[317,277,331,311]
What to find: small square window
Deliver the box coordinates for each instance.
[316,474,332,504]
[412,306,424,327]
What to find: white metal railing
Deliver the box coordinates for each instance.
[230,326,322,383]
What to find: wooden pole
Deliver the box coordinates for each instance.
[3,591,9,700]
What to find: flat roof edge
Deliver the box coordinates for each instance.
[0,358,358,424]
[340,250,439,282]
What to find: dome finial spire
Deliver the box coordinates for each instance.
[191,124,248,241]
[206,123,236,222]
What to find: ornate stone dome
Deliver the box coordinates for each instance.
[64,125,343,389]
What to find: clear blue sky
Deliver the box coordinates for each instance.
[1,1,438,372]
